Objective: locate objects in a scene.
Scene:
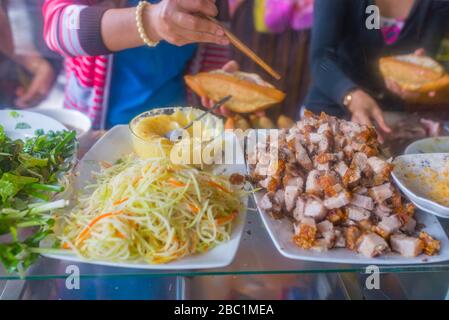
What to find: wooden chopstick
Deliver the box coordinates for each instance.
[205,16,281,80]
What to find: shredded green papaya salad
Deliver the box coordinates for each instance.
[58,156,246,264]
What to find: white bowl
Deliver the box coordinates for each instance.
[392,153,449,219]
[32,108,91,141]
[404,137,449,155]
[0,109,67,140]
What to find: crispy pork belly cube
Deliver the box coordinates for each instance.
[267,158,285,177]
[357,233,389,257]
[283,175,304,189]
[284,186,300,212]
[351,152,368,171]
[367,156,392,175]
[347,205,371,222]
[293,197,306,222]
[259,193,273,211]
[309,132,332,153]
[345,226,361,250]
[317,220,334,235]
[292,139,313,171]
[312,238,332,252]
[339,120,363,137]
[316,162,330,171]
[419,232,441,256]
[377,214,402,235]
[350,194,374,211]
[306,170,323,195]
[353,186,368,195]
[374,204,392,218]
[401,217,417,233]
[334,229,346,248]
[343,167,361,187]
[334,161,349,179]
[390,234,424,257]
[253,153,271,176]
[324,192,351,210]
[317,123,331,134]
[292,218,317,249]
[304,197,327,221]
[369,183,393,203]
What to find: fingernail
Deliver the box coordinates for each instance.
[216,28,224,36]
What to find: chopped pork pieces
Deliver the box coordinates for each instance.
[251,111,440,258]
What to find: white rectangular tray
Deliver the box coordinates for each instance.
[253,191,449,265]
[42,125,248,270]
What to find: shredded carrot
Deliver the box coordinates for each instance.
[62,242,70,249]
[188,203,199,213]
[99,161,112,168]
[115,231,126,239]
[216,210,238,225]
[168,179,186,187]
[76,211,123,244]
[208,181,231,194]
[113,197,129,206]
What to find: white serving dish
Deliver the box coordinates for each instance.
[0,109,67,140]
[41,125,248,270]
[253,191,449,264]
[31,108,92,141]
[405,137,449,155]
[392,153,449,219]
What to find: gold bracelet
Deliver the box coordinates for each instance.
[136,1,159,47]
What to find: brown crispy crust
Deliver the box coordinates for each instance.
[184,72,286,113]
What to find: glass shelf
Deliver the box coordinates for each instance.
[1,197,449,281]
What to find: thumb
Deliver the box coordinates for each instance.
[222,60,239,72]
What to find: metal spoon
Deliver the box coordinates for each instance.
[166,95,232,142]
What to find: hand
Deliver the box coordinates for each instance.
[146,0,230,46]
[384,48,436,99]
[14,56,56,108]
[347,89,392,141]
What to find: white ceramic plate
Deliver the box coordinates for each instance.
[42,125,248,270]
[0,109,67,140]
[247,130,449,264]
[252,191,449,264]
[405,137,449,155]
[392,153,449,219]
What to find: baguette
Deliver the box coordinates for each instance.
[379,54,447,91]
[185,70,285,113]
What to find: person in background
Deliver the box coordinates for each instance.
[42,0,235,129]
[210,0,313,122]
[305,0,449,137]
[0,0,57,108]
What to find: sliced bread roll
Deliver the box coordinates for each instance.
[379,54,447,91]
[185,70,285,113]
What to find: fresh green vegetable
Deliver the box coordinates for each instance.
[0,125,76,274]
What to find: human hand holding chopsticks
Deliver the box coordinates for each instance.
[145,0,230,46]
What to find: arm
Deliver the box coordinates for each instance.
[310,0,357,105]
[311,0,390,135]
[43,0,228,58]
